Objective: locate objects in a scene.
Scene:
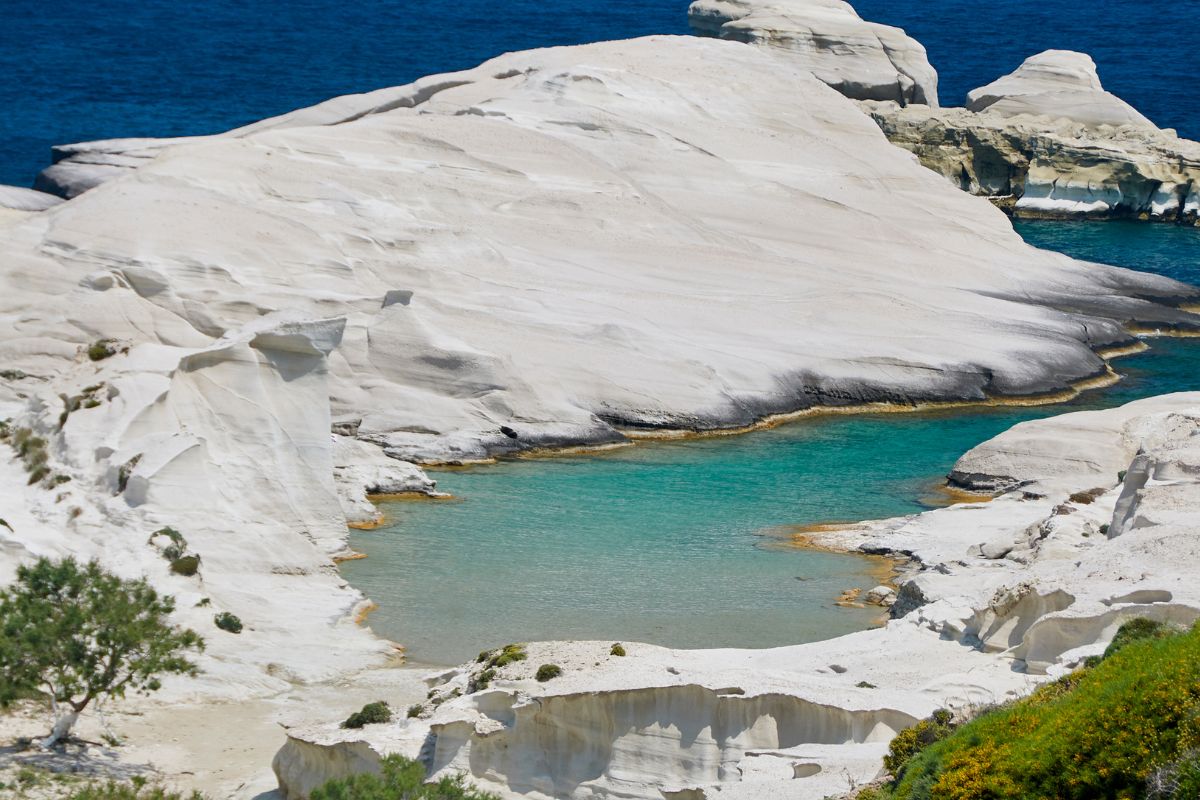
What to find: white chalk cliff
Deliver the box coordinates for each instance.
[867,50,1200,223]
[275,393,1200,799]
[687,0,938,106]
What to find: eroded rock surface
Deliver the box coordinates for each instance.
[688,0,938,105]
[966,50,1154,129]
[866,50,1200,223]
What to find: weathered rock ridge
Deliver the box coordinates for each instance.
[687,0,938,106]
[966,50,1154,130]
[4,38,1196,467]
[866,50,1200,223]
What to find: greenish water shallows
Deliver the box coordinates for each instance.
[345,221,1200,666]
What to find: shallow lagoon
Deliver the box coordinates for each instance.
[346,221,1200,665]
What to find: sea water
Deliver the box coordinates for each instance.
[1,0,1195,188]
[345,222,1200,664]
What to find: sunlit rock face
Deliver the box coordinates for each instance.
[866,50,1200,223]
[687,0,938,106]
[966,50,1154,130]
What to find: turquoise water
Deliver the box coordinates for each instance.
[346,221,1200,665]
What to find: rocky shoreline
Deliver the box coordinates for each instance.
[275,391,1200,799]
[0,1,1198,798]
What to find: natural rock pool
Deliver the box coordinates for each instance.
[345,220,1200,665]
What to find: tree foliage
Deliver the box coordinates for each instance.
[0,557,204,746]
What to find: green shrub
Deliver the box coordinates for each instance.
[169,555,201,577]
[535,664,563,682]
[857,681,878,689]
[66,781,205,800]
[342,701,392,729]
[1103,616,1173,659]
[87,339,120,362]
[407,704,423,719]
[117,455,141,493]
[311,754,498,800]
[480,643,526,669]
[469,668,496,692]
[213,612,242,634]
[883,709,955,777]
[610,643,626,657]
[889,622,1200,800]
[1147,749,1200,800]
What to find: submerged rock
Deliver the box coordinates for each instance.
[688,0,938,106]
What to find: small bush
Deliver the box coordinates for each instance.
[883,708,955,777]
[310,754,499,800]
[887,622,1200,800]
[610,643,626,657]
[535,664,563,682]
[1103,616,1173,659]
[406,704,422,719]
[169,555,201,577]
[117,454,142,493]
[1118,470,1128,482]
[857,681,878,689]
[469,668,496,692]
[66,782,206,800]
[481,643,526,669]
[87,339,120,362]
[342,700,392,729]
[213,612,242,634]
[1147,749,1200,800]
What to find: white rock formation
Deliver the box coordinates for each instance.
[966,50,1154,130]
[687,0,938,106]
[332,435,441,527]
[865,50,1200,223]
[2,33,1199,701]
[275,392,1200,799]
[0,185,63,211]
[6,38,1196,462]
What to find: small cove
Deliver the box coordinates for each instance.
[345,220,1200,666]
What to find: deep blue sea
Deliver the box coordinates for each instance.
[1,0,1196,188]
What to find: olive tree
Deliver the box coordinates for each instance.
[0,557,204,748]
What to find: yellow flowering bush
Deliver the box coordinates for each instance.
[863,619,1200,800]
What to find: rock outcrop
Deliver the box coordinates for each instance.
[4,38,1196,469]
[687,0,938,106]
[0,185,62,211]
[966,50,1154,130]
[865,50,1200,223]
[275,392,1200,799]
